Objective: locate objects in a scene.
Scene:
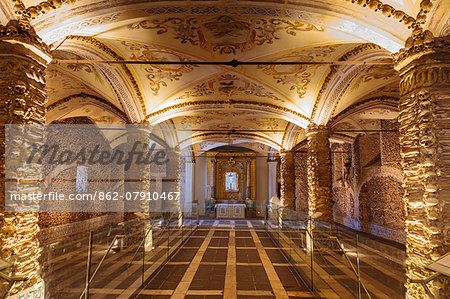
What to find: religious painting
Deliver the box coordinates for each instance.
[209,152,255,201]
[225,172,238,191]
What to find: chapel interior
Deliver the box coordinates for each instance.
[0,0,449,298]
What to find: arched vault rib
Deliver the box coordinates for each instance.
[46,92,129,123]
[330,96,399,126]
[282,123,303,150]
[190,132,282,151]
[312,45,393,125]
[145,100,309,128]
[55,36,147,122]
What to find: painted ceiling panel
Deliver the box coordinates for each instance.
[50,50,122,109]
[334,64,400,117]
[11,0,441,148]
[101,38,222,112]
[45,67,103,106]
[172,110,288,146]
[97,14,362,61]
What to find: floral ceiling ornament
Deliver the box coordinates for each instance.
[258,45,339,98]
[251,117,283,131]
[176,73,284,102]
[122,41,198,95]
[129,15,323,54]
[44,68,95,98]
[52,50,104,83]
[203,110,258,118]
[349,62,399,91]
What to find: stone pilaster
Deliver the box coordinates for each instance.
[267,159,278,199]
[394,30,449,298]
[279,149,295,210]
[210,158,216,200]
[0,19,51,296]
[306,124,333,223]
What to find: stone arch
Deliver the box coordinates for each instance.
[358,173,405,231]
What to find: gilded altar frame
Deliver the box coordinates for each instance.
[207,152,255,201]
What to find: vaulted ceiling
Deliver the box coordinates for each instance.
[1,0,448,154]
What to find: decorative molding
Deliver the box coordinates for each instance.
[39,12,122,44]
[46,92,129,122]
[399,66,449,95]
[330,95,398,125]
[394,31,449,66]
[146,99,310,126]
[415,0,434,28]
[61,35,147,117]
[311,43,381,121]
[191,132,282,150]
[342,0,416,29]
[13,0,77,21]
[394,33,449,96]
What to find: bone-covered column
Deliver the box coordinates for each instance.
[279,149,295,210]
[306,124,333,223]
[394,30,449,298]
[0,19,51,297]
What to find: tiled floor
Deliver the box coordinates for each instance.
[41,218,407,299]
[139,220,313,299]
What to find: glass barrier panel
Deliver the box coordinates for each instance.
[355,227,407,298]
[39,231,91,298]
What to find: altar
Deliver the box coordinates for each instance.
[216,203,246,218]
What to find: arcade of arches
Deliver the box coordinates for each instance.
[0,0,449,298]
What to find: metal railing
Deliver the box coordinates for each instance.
[76,205,198,299]
[79,234,127,299]
[265,203,406,298]
[28,203,199,299]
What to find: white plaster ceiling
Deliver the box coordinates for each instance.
[5,0,445,152]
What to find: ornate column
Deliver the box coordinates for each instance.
[246,160,251,200]
[184,158,195,207]
[394,30,449,298]
[164,147,182,226]
[122,124,154,251]
[124,125,151,219]
[306,124,333,223]
[267,159,278,199]
[0,19,51,296]
[279,149,295,210]
[207,156,216,200]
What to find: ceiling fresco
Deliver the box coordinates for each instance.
[44,68,103,106]
[172,110,289,149]
[50,49,122,109]
[173,72,286,104]
[1,0,445,154]
[333,62,400,117]
[127,15,324,56]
